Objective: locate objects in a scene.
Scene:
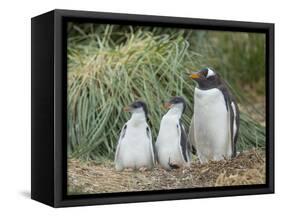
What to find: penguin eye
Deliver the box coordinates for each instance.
[202,71,208,77]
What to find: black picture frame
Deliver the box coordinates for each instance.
[31,9,274,208]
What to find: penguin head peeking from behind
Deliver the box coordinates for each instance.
[164,96,187,115]
[123,100,149,122]
[189,67,222,90]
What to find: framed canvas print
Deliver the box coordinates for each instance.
[31,9,274,207]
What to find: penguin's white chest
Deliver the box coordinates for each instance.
[117,121,153,169]
[194,88,231,162]
[156,116,184,169]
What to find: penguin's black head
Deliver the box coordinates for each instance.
[189,68,222,90]
[124,100,148,119]
[164,96,187,113]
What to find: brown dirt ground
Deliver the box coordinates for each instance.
[67,149,265,195]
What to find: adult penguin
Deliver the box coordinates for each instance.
[188,68,240,163]
[156,96,191,170]
[114,100,155,171]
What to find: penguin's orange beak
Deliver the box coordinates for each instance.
[123,106,132,112]
[164,102,172,109]
[189,73,200,79]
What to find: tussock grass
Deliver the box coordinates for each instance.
[67,23,266,160]
[189,31,266,96]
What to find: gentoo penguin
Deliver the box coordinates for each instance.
[188,68,240,163]
[114,100,155,171]
[155,96,191,170]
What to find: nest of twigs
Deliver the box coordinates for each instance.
[67,149,265,195]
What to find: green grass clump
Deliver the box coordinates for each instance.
[188,31,266,96]
[67,23,265,161]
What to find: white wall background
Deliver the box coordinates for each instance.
[0,0,279,216]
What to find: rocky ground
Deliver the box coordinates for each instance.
[67,149,265,195]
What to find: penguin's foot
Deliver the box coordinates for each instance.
[168,162,181,169]
[168,158,181,169]
[139,167,149,172]
[124,168,134,172]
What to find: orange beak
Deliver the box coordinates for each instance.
[164,102,172,109]
[189,73,200,79]
[123,106,131,112]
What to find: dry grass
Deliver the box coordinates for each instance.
[67,149,265,195]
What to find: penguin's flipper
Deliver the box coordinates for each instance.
[230,97,240,158]
[178,121,189,162]
[114,124,127,163]
[188,117,197,155]
[218,82,240,158]
[146,126,156,164]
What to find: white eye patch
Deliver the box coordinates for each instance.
[207,68,215,78]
